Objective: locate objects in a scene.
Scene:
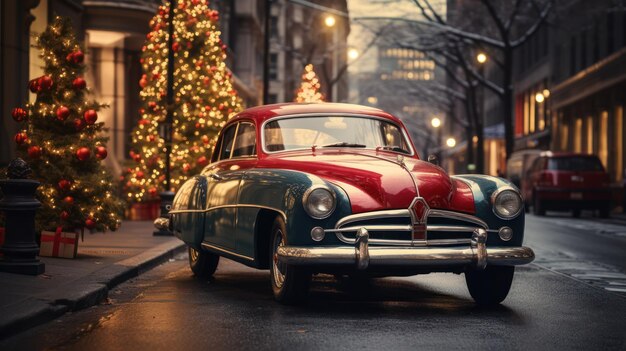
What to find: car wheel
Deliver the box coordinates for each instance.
[572,209,581,218]
[465,266,515,306]
[533,194,545,216]
[270,216,311,304]
[188,246,219,280]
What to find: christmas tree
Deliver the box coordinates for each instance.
[11,17,123,232]
[295,64,325,103]
[124,0,243,202]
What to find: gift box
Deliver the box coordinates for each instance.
[39,227,78,259]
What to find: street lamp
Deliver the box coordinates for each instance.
[476,52,487,64]
[446,137,457,148]
[324,15,336,27]
[431,117,441,128]
[348,48,359,60]
[535,92,545,103]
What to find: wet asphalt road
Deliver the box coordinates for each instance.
[2,213,626,350]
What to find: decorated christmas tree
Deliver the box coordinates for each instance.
[294,64,325,103]
[124,0,243,202]
[11,17,123,232]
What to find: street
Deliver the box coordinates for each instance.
[1,213,626,351]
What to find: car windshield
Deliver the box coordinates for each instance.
[547,157,605,172]
[263,116,412,154]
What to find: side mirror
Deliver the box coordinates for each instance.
[427,154,439,166]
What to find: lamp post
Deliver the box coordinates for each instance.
[324,14,338,101]
[154,0,176,236]
[473,51,487,174]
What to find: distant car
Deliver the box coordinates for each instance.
[506,149,543,189]
[156,103,535,305]
[521,152,612,217]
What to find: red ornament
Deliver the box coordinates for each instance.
[218,103,225,110]
[197,156,208,166]
[133,154,141,162]
[172,42,180,52]
[148,101,157,110]
[149,187,158,197]
[28,79,39,93]
[76,147,91,161]
[74,118,86,131]
[95,146,108,160]
[60,211,70,221]
[138,118,150,126]
[72,77,86,90]
[201,135,210,144]
[12,107,27,122]
[148,135,156,142]
[14,132,28,145]
[63,196,74,205]
[58,179,72,191]
[28,146,42,159]
[136,171,145,179]
[38,76,53,91]
[83,110,98,124]
[73,51,84,64]
[183,163,191,172]
[56,106,70,121]
[85,218,96,229]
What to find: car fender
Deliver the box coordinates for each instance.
[452,174,525,246]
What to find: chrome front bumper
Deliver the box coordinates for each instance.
[277,228,535,270]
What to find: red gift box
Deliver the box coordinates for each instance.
[39,227,78,259]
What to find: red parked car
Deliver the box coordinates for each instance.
[522,152,612,217]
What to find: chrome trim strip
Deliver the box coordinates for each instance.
[326,225,412,233]
[335,209,411,228]
[201,242,254,261]
[428,209,488,229]
[261,113,416,156]
[277,245,535,267]
[169,204,287,221]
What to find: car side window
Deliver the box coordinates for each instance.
[217,124,237,161]
[232,122,256,158]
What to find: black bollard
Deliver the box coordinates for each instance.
[153,191,175,236]
[0,158,45,275]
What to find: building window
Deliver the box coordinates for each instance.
[600,111,609,168]
[269,53,278,80]
[586,115,593,154]
[270,16,278,38]
[615,106,623,182]
[574,117,582,153]
[560,118,569,151]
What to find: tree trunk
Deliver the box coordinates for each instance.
[503,46,514,160]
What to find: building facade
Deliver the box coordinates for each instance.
[1,0,270,169]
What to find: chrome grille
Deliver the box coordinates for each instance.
[327,208,488,246]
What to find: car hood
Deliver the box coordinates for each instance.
[259,151,474,214]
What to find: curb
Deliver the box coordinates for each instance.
[0,240,186,339]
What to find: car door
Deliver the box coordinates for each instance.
[203,121,258,253]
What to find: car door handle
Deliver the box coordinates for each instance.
[209,173,223,181]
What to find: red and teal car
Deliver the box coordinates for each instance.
[156,103,534,305]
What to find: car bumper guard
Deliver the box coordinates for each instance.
[277,228,535,270]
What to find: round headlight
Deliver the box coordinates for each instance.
[303,186,336,219]
[492,189,523,219]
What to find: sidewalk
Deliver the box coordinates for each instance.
[0,221,185,339]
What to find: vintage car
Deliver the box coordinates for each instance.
[155,103,535,305]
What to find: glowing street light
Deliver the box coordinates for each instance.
[446,137,457,148]
[324,15,336,27]
[431,117,441,128]
[535,92,545,103]
[542,89,550,98]
[476,52,487,64]
[348,48,359,60]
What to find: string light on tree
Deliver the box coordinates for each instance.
[294,64,325,103]
[10,17,123,233]
[123,0,244,203]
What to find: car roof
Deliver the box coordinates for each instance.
[228,102,403,125]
